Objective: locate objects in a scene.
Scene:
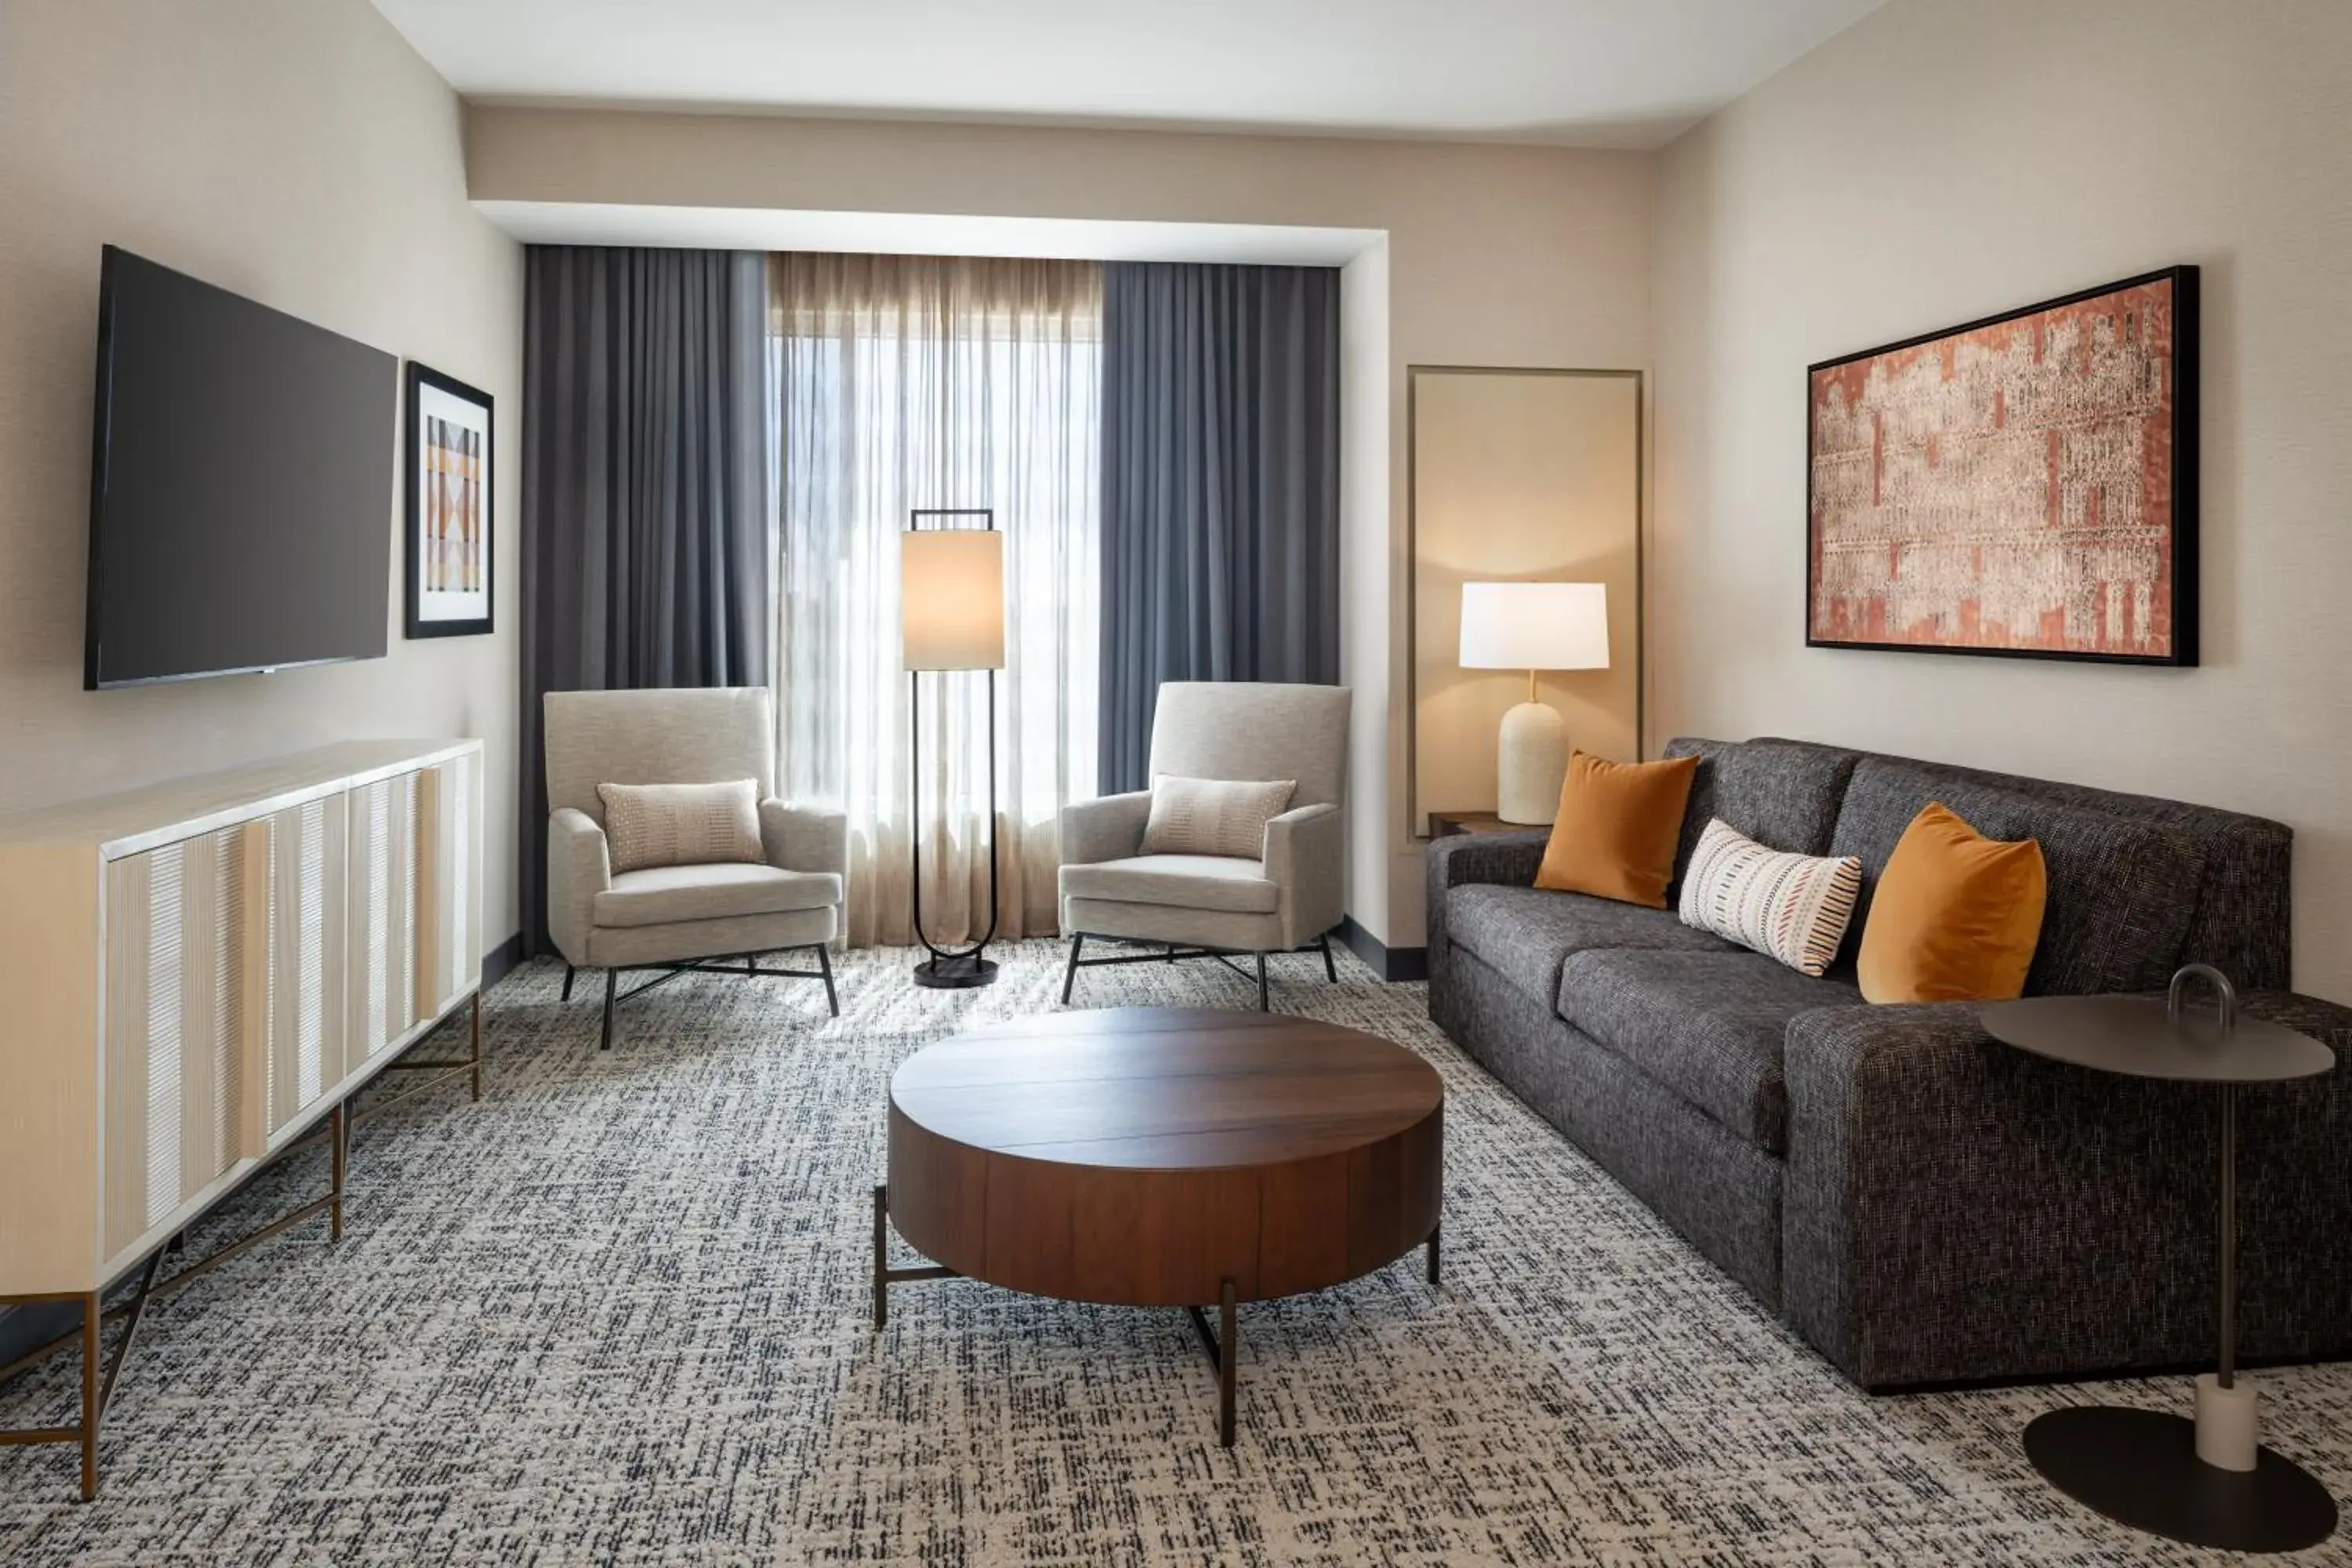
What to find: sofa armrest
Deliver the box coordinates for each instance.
[546,807,612,964]
[760,798,848,887]
[1264,802,1344,947]
[1423,827,1551,994]
[1061,790,1151,866]
[1782,992,2352,1388]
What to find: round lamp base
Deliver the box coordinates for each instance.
[1495,702,1567,825]
[913,953,1000,989]
[2024,1404,2336,1553]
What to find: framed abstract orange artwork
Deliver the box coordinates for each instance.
[1806,266,2198,666]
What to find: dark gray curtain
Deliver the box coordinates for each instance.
[517,246,769,953]
[1097,262,1341,793]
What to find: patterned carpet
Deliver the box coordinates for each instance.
[2,940,2348,1566]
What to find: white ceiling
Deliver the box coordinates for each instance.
[374,0,1884,150]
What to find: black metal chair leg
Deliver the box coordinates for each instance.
[1256,952,1269,1011]
[1320,932,1338,983]
[817,943,839,1016]
[600,969,616,1051]
[561,964,575,1002]
[1062,933,1085,1005]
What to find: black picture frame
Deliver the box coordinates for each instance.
[403,361,495,640]
[1805,264,2199,667]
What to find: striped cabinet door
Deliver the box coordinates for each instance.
[346,772,423,1073]
[254,793,350,1149]
[100,826,253,1265]
[414,753,481,1021]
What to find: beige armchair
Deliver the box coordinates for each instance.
[544,687,847,1047]
[1058,681,1350,1010]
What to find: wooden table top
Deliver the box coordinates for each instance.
[883,1007,1446,1306]
[890,1007,1444,1171]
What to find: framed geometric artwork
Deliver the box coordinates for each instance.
[404,361,494,639]
[1806,265,2198,666]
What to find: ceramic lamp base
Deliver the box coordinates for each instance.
[1496,701,1568,825]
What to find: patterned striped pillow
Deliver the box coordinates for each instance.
[1676,817,1863,977]
[597,779,764,874]
[1140,775,1297,861]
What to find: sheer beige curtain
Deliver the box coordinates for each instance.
[770,253,1102,947]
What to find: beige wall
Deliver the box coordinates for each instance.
[1411,368,1642,834]
[0,0,524,949]
[466,106,1655,951]
[1652,0,2352,999]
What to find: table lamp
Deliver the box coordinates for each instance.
[902,510,1005,988]
[1458,582,1610,824]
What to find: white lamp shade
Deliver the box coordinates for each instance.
[901,530,1006,670]
[1458,582,1610,670]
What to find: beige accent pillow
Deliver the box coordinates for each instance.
[597,779,764,874]
[1677,817,1864,977]
[1140,775,1297,861]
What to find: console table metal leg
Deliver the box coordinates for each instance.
[76,1291,98,1501]
[329,1102,347,1242]
[1218,1279,1237,1447]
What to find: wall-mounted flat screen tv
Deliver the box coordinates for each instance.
[85,246,397,689]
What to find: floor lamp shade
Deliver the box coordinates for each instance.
[901,530,1006,670]
[1459,582,1610,825]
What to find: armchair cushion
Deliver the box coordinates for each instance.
[1059,854,1279,915]
[594,862,844,929]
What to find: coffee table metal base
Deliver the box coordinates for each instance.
[2025,1405,2337,1554]
[871,1185,1441,1448]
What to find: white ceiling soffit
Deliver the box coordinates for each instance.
[475,203,1385,267]
[377,0,1886,150]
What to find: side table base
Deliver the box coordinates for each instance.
[2024,1405,2336,1554]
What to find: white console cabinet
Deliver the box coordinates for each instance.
[0,739,483,1497]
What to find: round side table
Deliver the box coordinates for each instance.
[1980,966,2338,1554]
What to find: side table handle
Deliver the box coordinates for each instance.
[2168,963,2237,1033]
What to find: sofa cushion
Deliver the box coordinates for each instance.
[1556,948,1860,1155]
[1829,758,2205,995]
[1058,854,1280,914]
[594,862,841,928]
[1446,884,1733,1010]
[1663,738,1861,896]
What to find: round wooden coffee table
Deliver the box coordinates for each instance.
[873,1007,1445,1446]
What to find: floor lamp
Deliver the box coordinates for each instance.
[902,509,1005,989]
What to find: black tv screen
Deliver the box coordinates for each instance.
[85,247,397,688]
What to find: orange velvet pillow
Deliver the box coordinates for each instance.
[1857,802,2048,1004]
[1533,751,1700,909]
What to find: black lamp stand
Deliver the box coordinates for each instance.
[908,507,1000,989]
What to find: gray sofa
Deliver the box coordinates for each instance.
[1426,736,2352,1389]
